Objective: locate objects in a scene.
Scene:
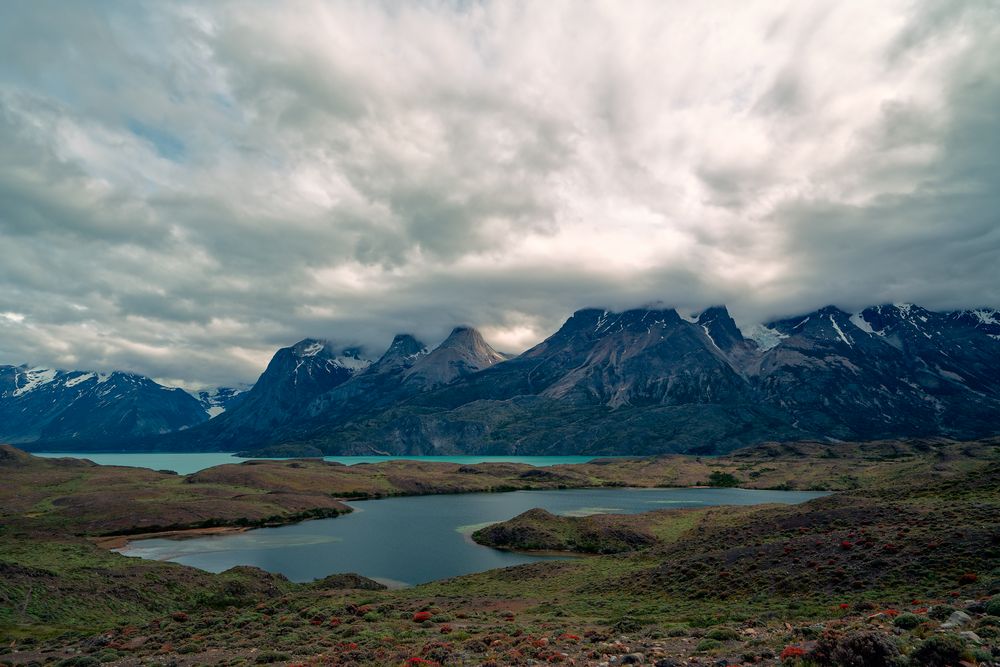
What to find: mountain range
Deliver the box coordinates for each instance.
[7,302,998,455]
[0,365,246,447]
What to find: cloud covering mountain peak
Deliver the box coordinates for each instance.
[0,1,998,387]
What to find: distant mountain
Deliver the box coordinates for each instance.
[227,303,1000,456]
[8,303,1000,455]
[195,386,250,418]
[402,326,507,389]
[140,339,374,451]
[163,328,510,452]
[0,366,207,445]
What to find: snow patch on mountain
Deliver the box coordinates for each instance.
[12,367,58,396]
[64,373,96,388]
[849,311,877,335]
[700,324,721,351]
[331,354,371,371]
[299,341,325,357]
[829,315,853,347]
[966,309,999,326]
[743,324,788,351]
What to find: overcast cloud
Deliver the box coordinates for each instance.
[1,0,998,388]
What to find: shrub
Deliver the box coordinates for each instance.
[254,653,291,664]
[927,605,955,621]
[893,613,927,630]
[705,627,739,641]
[55,659,101,667]
[707,472,739,487]
[780,645,806,662]
[829,630,900,667]
[413,611,432,622]
[910,635,969,667]
[985,596,1000,617]
[695,639,722,652]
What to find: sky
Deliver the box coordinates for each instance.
[1,1,998,389]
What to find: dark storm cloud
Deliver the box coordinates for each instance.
[0,0,997,388]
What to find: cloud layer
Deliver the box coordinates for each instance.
[1,1,998,388]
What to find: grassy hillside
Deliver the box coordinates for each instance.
[1,440,998,665]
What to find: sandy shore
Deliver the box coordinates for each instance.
[90,525,251,550]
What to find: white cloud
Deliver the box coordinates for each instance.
[0,0,997,387]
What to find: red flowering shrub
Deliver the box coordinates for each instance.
[439,624,453,634]
[413,611,433,622]
[958,572,978,585]
[840,541,854,550]
[780,645,806,661]
[839,603,850,610]
[329,617,341,626]
[171,611,188,622]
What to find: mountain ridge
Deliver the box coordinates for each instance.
[7,302,1000,455]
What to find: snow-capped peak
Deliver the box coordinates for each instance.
[893,303,914,315]
[300,341,325,357]
[965,308,999,326]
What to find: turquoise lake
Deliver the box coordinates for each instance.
[33,452,606,475]
[119,487,828,587]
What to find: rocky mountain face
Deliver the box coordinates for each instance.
[165,328,511,452]
[402,327,507,390]
[8,303,1000,455]
[154,339,373,451]
[229,303,1000,456]
[0,366,208,445]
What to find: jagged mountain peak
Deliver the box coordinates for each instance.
[289,338,336,358]
[696,306,744,351]
[371,334,429,371]
[440,326,485,346]
[402,326,506,388]
[280,339,371,372]
[434,326,506,361]
[385,333,429,357]
[950,308,1000,337]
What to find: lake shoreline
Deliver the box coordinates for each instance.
[99,481,829,556]
[114,486,828,585]
[93,525,252,550]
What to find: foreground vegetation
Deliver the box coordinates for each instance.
[1,439,999,665]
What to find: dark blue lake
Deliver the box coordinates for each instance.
[120,487,827,587]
